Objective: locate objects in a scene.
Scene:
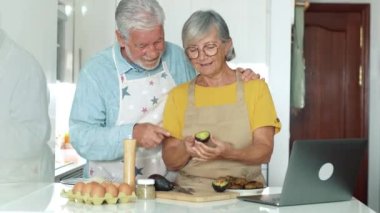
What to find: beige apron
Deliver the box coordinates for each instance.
[177,73,264,192]
[88,44,177,182]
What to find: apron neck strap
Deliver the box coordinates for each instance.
[188,78,197,106]
[188,71,244,105]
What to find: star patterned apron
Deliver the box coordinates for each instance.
[88,45,176,182]
[176,73,265,192]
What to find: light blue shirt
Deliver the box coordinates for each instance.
[69,42,195,165]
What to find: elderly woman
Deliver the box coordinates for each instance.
[162,10,281,192]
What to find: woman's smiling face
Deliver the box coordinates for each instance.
[186,27,231,77]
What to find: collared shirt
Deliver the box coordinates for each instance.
[69,42,196,161]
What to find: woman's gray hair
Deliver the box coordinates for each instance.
[115,0,165,41]
[182,10,235,61]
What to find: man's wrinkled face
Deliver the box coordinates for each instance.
[117,25,165,70]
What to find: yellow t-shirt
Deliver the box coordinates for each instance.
[163,79,281,139]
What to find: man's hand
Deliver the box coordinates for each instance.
[133,123,170,148]
[236,67,261,81]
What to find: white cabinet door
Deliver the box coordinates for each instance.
[73,0,118,81]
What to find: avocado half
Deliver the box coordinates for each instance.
[195,131,210,143]
[212,178,229,192]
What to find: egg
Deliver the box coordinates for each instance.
[101,181,111,188]
[72,182,85,194]
[82,183,92,195]
[81,181,100,195]
[90,184,106,198]
[105,183,119,197]
[119,183,133,195]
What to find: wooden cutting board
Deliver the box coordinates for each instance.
[156,191,239,202]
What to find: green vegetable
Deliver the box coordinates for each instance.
[195,131,210,143]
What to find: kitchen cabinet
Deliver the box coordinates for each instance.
[57,0,118,82]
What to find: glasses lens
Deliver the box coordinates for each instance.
[185,47,198,59]
[203,44,218,57]
[185,43,218,59]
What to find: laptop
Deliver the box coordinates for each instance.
[238,138,367,206]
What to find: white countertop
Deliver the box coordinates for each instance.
[0,183,375,213]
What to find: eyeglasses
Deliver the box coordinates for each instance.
[185,43,219,59]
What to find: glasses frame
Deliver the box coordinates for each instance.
[185,43,220,59]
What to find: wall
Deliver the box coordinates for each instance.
[0,0,57,82]
[368,2,380,211]
[267,0,293,187]
[72,0,118,81]
[159,0,269,69]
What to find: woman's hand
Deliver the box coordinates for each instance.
[192,136,232,161]
[183,136,198,158]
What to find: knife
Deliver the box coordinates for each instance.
[172,185,194,195]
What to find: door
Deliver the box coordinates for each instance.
[290,4,369,203]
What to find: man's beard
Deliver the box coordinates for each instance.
[124,48,162,71]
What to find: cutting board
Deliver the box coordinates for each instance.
[156,191,239,202]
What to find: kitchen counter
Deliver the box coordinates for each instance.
[0,183,375,212]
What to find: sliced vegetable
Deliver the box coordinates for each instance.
[212,178,229,192]
[195,131,210,143]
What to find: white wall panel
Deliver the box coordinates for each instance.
[267,0,292,187]
[0,0,57,82]
[73,0,117,81]
[159,0,269,65]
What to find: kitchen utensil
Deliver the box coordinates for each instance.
[172,185,194,195]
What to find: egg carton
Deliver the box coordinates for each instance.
[61,189,137,205]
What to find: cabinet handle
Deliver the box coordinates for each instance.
[358,65,363,87]
[79,48,82,70]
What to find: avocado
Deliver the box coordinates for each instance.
[212,178,229,192]
[195,131,210,143]
[148,174,174,191]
